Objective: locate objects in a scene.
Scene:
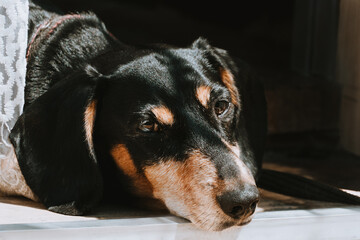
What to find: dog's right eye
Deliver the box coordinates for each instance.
[214,100,230,117]
[139,120,159,132]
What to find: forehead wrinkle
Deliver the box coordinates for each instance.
[130,50,215,112]
[166,55,216,108]
[117,53,178,94]
[162,49,212,83]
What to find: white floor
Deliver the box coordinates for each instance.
[1,191,360,240]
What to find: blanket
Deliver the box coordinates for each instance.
[0,0,35,200]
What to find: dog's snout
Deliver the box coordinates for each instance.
[217,184,259,219]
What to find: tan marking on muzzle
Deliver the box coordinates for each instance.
[144,150,241,231]
[84,100,97,159]
[220,68,240,107]
[111,144,153,197]
[196,85,212,108]
[151,106,174,126]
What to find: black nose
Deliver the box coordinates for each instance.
[217,184,259,219]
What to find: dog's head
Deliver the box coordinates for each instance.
[11,38,267,231]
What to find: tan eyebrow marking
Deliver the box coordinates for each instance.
[151,106,174,125]
[220,68,240,107]
[196,85,212,108]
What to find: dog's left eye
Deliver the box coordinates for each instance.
[139,120,159,132]
[214,100,230,116]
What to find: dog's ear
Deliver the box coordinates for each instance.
[10,65,104,215]
[191,37,213,50]
[191,37,238,71]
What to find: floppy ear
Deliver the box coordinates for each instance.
[10,66,103,215]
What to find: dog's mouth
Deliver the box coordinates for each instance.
[138,193,256,231]
[188,198,257,231]
[112,144,258,231]
[238,219,252,226]
[200,216,255,231]
[141,149,259,231]
[182,207,256,231]
[218,217,253,230]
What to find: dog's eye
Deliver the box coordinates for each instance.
[214,100,230,116]
[139,120,159,132]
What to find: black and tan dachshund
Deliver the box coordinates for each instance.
[7,0,360,231]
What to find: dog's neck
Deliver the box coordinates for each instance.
[25,13,119,107]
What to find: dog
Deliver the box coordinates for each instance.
[7,0,267,231]
[5,0,360,232]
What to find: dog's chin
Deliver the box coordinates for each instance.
[216,217,254,231]
[194,218,254,231]
[140,194,256,231]
[208,217,254,231]
[237,217,253,226]
[175,211,254,231]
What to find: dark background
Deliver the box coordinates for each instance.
[47,0,294,77]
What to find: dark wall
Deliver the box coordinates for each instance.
[45,0,294,71]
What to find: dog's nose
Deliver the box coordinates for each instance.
[217,184,259,219]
